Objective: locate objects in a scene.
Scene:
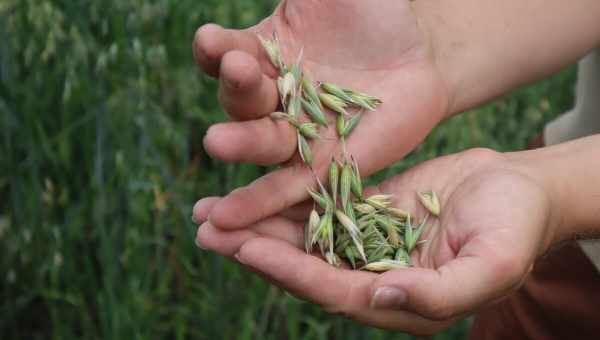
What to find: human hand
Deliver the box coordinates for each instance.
[193,0,449,230]
[194,148,558,335]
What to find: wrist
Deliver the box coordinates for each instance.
[505,138,600,250]
[507,151,566,251]
[411,1,466,119]
[411,1,455,120]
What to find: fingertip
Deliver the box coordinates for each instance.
[203,124,229,160]
[192,25,268,82]
[220,50,263,92]
[202,122,255,164]
[208,187,252,229]
[194,23,227,76]
[194,23,222,57]
[195,222,212,250]
[218,50,279,121]
[197,220,260,256]
[235,236,262,264]
[196,221,239,254]
[192,197,221,225]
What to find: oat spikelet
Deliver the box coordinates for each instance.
[363,259,408,272]
[418,191,441,216]
[329,158,339,205]
[350,156,363,199]
[319,93,348,115]
[340,162,352,212]
[297,133,313,166]
[305,210,320,253]
[335,210,367,262]
[301,97,328,126]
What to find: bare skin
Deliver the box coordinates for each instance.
[193,0,448,230]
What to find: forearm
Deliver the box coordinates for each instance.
[413,0,600,116]
[510,134,600,244]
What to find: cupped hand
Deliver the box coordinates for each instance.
[193,0,449,230]
[193,148,558,335]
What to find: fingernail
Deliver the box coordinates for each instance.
[370,286,407,310]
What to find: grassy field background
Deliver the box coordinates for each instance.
[0,1,576,339]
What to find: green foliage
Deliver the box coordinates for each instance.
[0,0,574,339]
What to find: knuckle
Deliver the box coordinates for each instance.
[321,278,358,319]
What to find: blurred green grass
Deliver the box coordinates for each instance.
[0,1,575,339]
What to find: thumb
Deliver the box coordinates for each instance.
[368,252,530,320]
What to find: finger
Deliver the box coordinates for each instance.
[236,237,374,312]
[194,195,313,226]
[196,217,304,256]
[193,24,264,78]
[192,197,221,224]
[218,50,280,121]
[203,116,296,165]
[207,163,417,231]
[370,250,526,321]
[235,237,454,334]
[208,164,316,230]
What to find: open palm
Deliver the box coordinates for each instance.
[194,149,555,335]
[194,0,449,230]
